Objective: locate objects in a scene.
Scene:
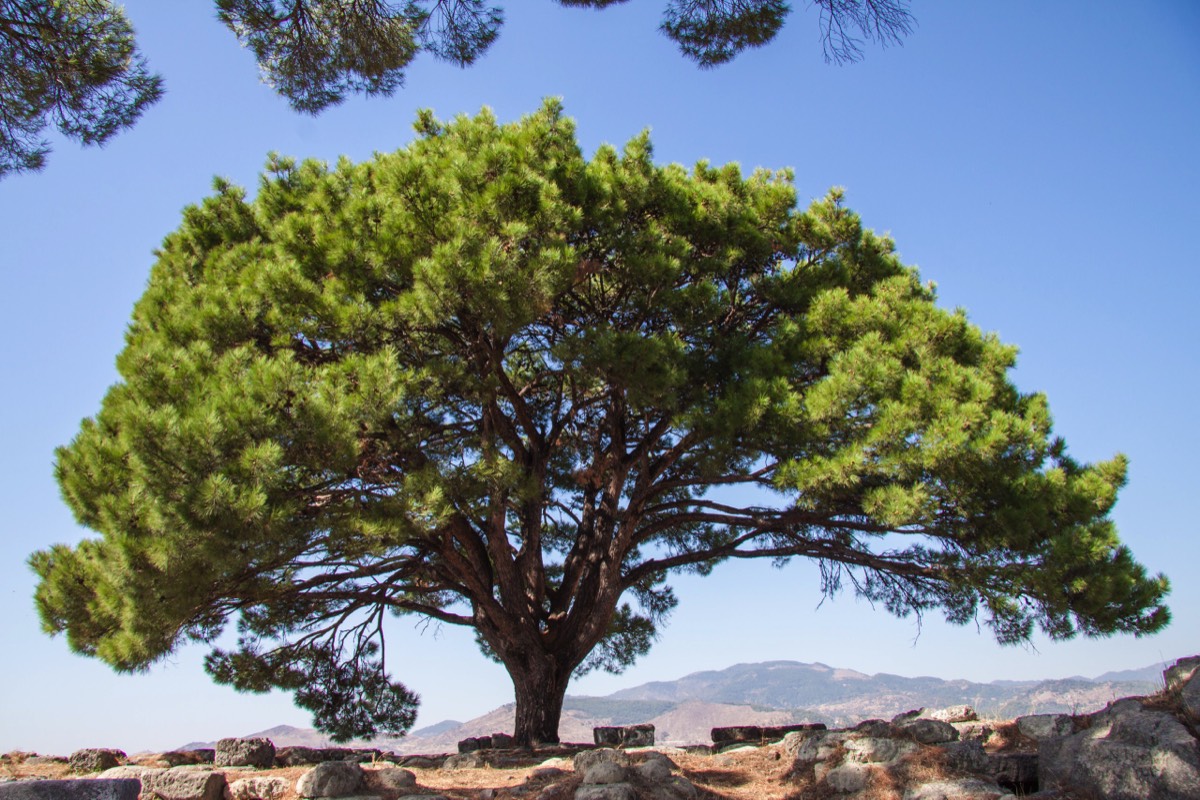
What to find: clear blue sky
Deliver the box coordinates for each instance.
[1,2,1197,755]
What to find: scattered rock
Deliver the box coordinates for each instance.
[843,737,917,764]
[572,748,629,775]
[635,758,672,782]
[824,762,873,793]
[0,779,140,800]
[215,739,275,769]
[593,725,654,748]
[574,785,635,800]
[1164,655,1200,692]
[928,705,977,723]
[1016,715,1073,741]
[902,777,1012,799]
[227,776,289,800]
[294,762,364,798]
[582,761,627,785]
[896,718,958,745]
[142,768,226,800]
[1039,702,1200,800]
[442,752,486,769]
[363,767,416,792]
[69,749,125,774]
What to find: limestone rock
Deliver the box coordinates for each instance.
[1039,704,1200,800]
[928,705,977,723]
[143,768,226,800]
[97,766,163,782]
[227,777,289,800]
[572,748,630,775]
[582,761,627,785]
[895,719,958,744]
[936,741,990,774]
[636,758,672,782]
[363,767,416,792]
[593,725,654,748]
[786,730,850,765]
[0,779,140,800]
[902,778,1012,799]
[1181,666,1200,722]
[1164,655,1200,691]
[295,762,364,798]
[69,749,126,774]
[843,737,917,764]
[442,752,486,769]
[824,763,872,793]
[215,739,274,769]
[1016,714,1073,741]
[573,785,635,800]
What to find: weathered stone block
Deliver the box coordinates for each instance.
[895,719,958,744]
[69,749,126,774]
[228,776,289,800]
[143,768,227,800]
[1016,714,1073,741]
[0,780,140,800]
[593,725,654,748]
[215,738,274,769]
[295,762,364,798]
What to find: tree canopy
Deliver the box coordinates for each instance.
[33,102,1169,744]
[2,0,914,175]
[0,0,163,177]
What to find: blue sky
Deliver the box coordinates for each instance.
[1,2,1197,755]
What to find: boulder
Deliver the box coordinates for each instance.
[572,749,630,775]
[97,766,163,782]
[928,705,977,723]
[843,737,918,765]
[69,749,126,774]
[295,762,364,798]
[902,778,1012,799]
[786,730,850,765]
[987,753,1038,795]
[227,777,289,800]
[936,741,990,775]
[593,725,654,748]
[824,763,872,793]
[0,780,140,800]
[490,733,516,749]
[442,752,486,769]
[142,769,227,800]
[582,762,627,785]
[635,759,672,782]
[363,767,416,792]
[1015,714,1073,741]
[1039,703,1200,800]
[156,752,210,768]
[457,736,491,753]
[215,739,275,769]
[895,719,958,745]
[274,748,326,767]
[1164,655,1200,691]
[573,786,635,800]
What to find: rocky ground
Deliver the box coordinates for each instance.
[2,655,1197,800]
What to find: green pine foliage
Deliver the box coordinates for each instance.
[33,101,1169,743]
[0,0,164,176]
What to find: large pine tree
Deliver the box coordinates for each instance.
[34,102,1169,745]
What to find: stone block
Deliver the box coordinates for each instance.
[69,749,126,774]
[215,739,275,769]
[593,725,654,748]
[295,762,364,798]
[143,769,227,800]
[0,781,140,800]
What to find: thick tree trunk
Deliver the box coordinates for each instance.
[508,653,573,746]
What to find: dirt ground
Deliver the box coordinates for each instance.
[1,746,807,800]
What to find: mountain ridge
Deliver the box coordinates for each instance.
[184,659,1160,752]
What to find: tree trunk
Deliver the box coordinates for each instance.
[508,653,572,746]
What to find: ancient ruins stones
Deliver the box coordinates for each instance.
[214,739,274,769]
[68,749,125,774]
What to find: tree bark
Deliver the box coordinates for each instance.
[508,652,573,746]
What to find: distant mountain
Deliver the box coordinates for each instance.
[206,659,1164,753]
